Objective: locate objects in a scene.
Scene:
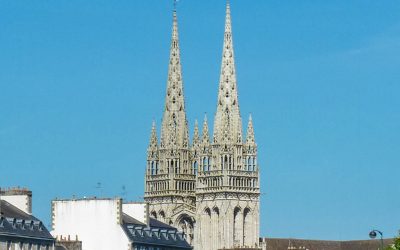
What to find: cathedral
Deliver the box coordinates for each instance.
[144,2,260,250]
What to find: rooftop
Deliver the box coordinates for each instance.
[261,237,395,250]
[0,200,53,240]
[0,187,32,196]
[122,215,191,249]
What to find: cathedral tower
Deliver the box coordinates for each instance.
[144,8,196,244]
[195,3,260,249]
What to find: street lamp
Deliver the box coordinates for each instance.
[369,229,384,250]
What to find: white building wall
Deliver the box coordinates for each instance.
[0,194,32,214]
[52,199,130,250]
[122,203,148,226]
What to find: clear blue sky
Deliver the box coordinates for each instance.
[1,0,399,241]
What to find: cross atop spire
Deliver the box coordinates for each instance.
[160,9,189,149]
[213,2,242,145]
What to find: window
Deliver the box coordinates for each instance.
[151,161,155,175]
[175,160,179,174]
[203,157,207,171]
[193,161,198,175]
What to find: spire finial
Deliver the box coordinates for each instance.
[149,121,158,150]
[174,0,178,12]
[192,119,200,147]
[245,114,256,145]
[201,114,210,145]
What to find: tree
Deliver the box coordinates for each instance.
[386,232,400,250]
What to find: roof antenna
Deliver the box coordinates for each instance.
[121,185,127,201]
[95,182,103,197]
[174,0,179,11]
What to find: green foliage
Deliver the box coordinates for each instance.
[386,232,400,250]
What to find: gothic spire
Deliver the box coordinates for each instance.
[160,9,189,149]
[213,2,242,145]
[201,114,210,145]
[148,120,158,150]
[245,114,256,145]
[192,120,200,148]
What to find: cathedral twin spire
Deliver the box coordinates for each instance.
[146,4,260,249]
[148,2,255,156]
[213,2,243,145]
[159,10,189,150]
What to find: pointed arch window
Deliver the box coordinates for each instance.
[243,208,251,244]
[193,161,198,175]
[233,207,241,244]
[151,161,155,175]
[203,157,208,172]
[224,155,229,170]
[175,160,179,174]
[247,157,252,171]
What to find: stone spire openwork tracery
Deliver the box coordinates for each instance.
[213,2,242,145]
[144,8,196,245]
[195,3,260,249]
[160,10,189,149]
[144,3,261,249]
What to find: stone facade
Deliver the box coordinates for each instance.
[144,9,196,245]
[260,237,396,250]
[144,3,260,250]
[195,4,259,249]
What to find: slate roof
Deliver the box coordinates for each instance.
[263,237,395,250]
[122,213,192,249]
[149,218,176,230]
[0,200,54,241]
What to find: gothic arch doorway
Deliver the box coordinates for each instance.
[176,214,195,245]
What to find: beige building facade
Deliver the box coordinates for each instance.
[144,3,260,250]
